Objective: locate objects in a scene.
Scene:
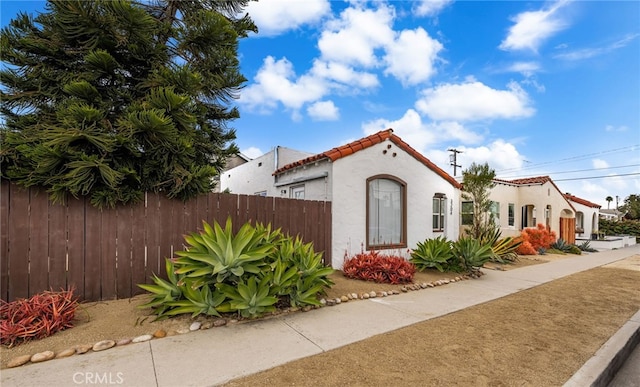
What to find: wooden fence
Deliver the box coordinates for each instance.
[0,181,331,302]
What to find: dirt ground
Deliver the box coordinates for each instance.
[2,253,639,386]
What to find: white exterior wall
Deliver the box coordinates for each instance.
[330,139,459,269]
[486,183,521,238]
[220,147,312,197]
[273,160,332,200]
[570,201,599,239]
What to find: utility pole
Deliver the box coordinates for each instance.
[448,148,462,176]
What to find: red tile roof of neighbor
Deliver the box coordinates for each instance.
[493,176,576,211]
[273,129,462,188]
[564,194,601,208]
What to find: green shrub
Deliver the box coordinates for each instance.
[550,239,572,253]
[452,237,493,274]
[578,241,598,252]
[567,245,582,255]
[410,237,457,272]
[138,218,334,319]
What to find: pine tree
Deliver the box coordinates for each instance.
[0,0,256,207]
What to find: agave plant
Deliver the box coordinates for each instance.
[217,276,278,318]
[163,279,225,318]
[491,237,522,263]
[138,259,184,317]
[452,237,494,273]
[410,236,455,272]
[173,218,276,285]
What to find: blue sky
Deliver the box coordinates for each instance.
[2,1,639,209]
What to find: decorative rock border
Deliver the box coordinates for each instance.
[6,272,483,369]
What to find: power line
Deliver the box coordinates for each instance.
[552,172,640,182]
[496,144,640,174]
[497,163,640,179]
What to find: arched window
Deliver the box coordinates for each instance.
[366,176,406,249]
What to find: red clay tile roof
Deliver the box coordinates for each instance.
[564,194,601,208]
[273,129,462,188]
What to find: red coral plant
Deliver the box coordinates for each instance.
[342,250,416,284]
[0,288,79,348]
[516,223,557,255]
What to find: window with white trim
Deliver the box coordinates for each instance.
[433,194,446,232]
[290,185,305,200]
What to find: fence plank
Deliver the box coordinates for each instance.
[28,189,49,294]
[8,185,29,300]
[157,195,174,279]
[116,206,133,298]
[48,202,67,293]
[84,204,102,301]
[67,198,85,300]
[144,193,161,280]
[1,182,10,300]
[131,198,147,295]
[101,205,117,299]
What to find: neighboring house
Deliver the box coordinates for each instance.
[564,194,601,239]
[599,209,624,221]
[220,147,313,197]
[222,129,462,269]
[212,152,251,193]
[484,176,577,243]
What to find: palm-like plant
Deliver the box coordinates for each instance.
[410,236,455,272]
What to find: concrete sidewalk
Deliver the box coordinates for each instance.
[2,245,639,387]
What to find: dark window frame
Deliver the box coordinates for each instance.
[366,175,407,250]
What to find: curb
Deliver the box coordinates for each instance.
[564,309,640,387]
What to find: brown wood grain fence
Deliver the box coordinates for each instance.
[0,180,331,302]
[559,217,576,245]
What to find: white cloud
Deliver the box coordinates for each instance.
[318,5,395,67]
[307,100,340,121]
[505,61,541,76]
[414,0,454,17]
[310,60,379,89]
[458,140,526,171]
[241,147,264,159]
[361,109,483,154]
[554,34,639,61]
[592,159,609,169]
[383,27,443,86]
[239,56,328,111]
[415,81,535,121]
[245,0,331,37]
[499,0,570,53]
[605,125,629,132]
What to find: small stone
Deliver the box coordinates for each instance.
[7,354,31,368]
[132,334,153,343]
[302,306,312,312]
[31,351,55,363]
[229,319,239,324]
[347,293,353,300]
[427,282,435,288]
[93,340,115,352]
[380,291,387,297]
[213,319,227,327]
[200,321,213,330]
[455,276,461,281]
[443,279,450,284]
[116,338,132,346]
[369,291,377,298]
[153,329,167,338]
[362,293,369,299]
[289,306,300,312]
[320,298,327,305]
[421,283,428,289]
[176,328,190,334]
[326,299,336,306]
[393,290,400,295]
[56,348,76,359]
[189,322,201,331]
[335,298,342,304]
[166,330,178,337]
[340,295,349,302]
[351,293,358,299]
[401,287,408,292]
[76,345,92,354]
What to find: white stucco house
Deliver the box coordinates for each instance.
[564,194,600,240]
[221,129,462,269]
[484,176,576,243]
